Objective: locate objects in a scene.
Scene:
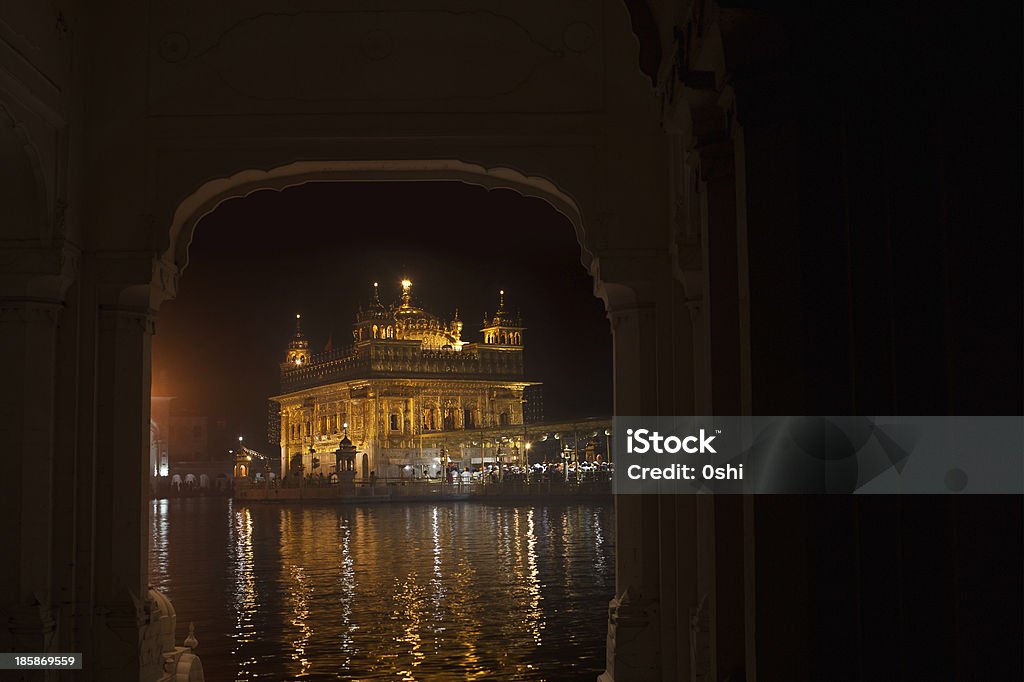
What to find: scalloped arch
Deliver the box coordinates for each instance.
[165,159,591,277]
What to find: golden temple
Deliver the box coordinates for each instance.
[271,279,536,479]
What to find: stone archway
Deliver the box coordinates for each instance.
[151,156,666,679]
[1,3,685,679]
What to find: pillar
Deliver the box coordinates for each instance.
[0,298,63,667]
[599,279,664,682]
[91,299,158,680]
[733,76,815,682]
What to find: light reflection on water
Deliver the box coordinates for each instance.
[150,498,614,681]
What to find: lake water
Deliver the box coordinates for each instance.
[149,497,615,681]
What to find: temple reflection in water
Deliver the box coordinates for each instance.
[150,498,614,681]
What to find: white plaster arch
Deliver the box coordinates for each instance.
[163,159,593,284]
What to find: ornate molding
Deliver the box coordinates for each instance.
[0,240,79,300]
[99,305,157,335]
[0,298,63,324]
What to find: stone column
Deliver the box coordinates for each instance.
[280,412,290,478]
[733,77,815,682]
[668,280,699,416]
[0,298,63,663]
[0,240,77,675]
[599,280,664,682]
[53,276,85,660]
[90,299,158,680]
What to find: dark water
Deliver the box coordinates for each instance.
[149,498,615,681]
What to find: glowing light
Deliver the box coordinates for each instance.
[239,435,244,442]
[401,279,412,289]
[343,421,348,429]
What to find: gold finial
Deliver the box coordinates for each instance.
[401,278,412,305]
[498,289,506,309]
[372,281,381,305]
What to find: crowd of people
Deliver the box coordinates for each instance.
[246,463,614,488]
[451,461,614,485]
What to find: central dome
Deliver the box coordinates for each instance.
[393,299,455,348]
[353,279,466,350]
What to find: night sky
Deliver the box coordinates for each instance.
[152,182,612,455]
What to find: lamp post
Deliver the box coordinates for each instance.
[524,441,531,484]
[573,428,579,482]
[554,432,561,478]
[496,439,503,483]
[440,443,449,490]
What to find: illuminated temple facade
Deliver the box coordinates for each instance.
[271,280,535,479]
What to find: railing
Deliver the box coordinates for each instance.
[280,340,525,391]
[232,473,611,501]
[233,477,479,501]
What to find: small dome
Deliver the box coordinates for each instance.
[148,585,177,653]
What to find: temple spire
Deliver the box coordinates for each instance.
[481,290,524,346]
[400,278,412,306]
[285,313,310,366]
